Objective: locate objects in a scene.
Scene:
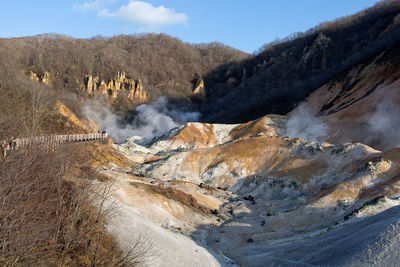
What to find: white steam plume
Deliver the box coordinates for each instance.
[368,98,400,148]
[82,96,200,142]
[285,104,326,142]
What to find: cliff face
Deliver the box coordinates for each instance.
[80,71,148,104]
[28,70,148,105]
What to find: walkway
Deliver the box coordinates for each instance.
[1,132,109,158]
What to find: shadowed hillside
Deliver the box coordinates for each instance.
[200,0,400,123]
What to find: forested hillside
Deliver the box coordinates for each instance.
[200,0,400,122]
[0,33,248,101]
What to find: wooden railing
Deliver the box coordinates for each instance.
[1,133,108,158]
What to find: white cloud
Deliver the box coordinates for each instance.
[73,0,118,12]
[98,8,114,17]
[98,0,188,28]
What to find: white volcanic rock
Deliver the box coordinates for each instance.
[108,113,400,266]
[113,136,153,163]
[115,115,288,158]
[105,197,225,267]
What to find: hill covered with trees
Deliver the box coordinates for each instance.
[0,33,248,101]
[200,0,400,122]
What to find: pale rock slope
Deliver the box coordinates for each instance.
[107,114,400,266]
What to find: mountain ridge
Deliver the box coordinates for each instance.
[200,0,400,123]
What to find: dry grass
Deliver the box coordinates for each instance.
[0,143,148,266]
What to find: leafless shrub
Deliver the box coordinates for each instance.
[114,231,155,267]
[0,143,151,266]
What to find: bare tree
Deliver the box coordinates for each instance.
[0,143,152,266]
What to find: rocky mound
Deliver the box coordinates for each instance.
[108,115,400,266]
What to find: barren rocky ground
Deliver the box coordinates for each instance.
[93,80,400,265]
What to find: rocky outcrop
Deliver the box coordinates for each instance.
[28,70,52,86]
[191,77,205,97]
[27,70,148,105]
[301,32,331,69]
[29,71,39,82]
[41,71,51,86]
[54,101,97,132]
[81,71,148,104]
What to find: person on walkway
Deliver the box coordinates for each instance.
[1,140,7,158]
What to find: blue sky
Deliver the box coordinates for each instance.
[1,0,379,53]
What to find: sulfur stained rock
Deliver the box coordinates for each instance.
[41,71,51,86]
[29,71,39,82]
[27,70,51,86]
[54,100,96,132]
[27,70,147,105]
[192,77,205,97]
[81,71,148,104]
[109,107,400,266]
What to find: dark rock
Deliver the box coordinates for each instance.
[243,195,256,204]
[243,195,254,201]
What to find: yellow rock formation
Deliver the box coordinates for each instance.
[82,71,148,104]
[27,70,51,86]
[27,70,148,105]
[54,101,94,132]
[192,78,205,95]
[41,71,51,86]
